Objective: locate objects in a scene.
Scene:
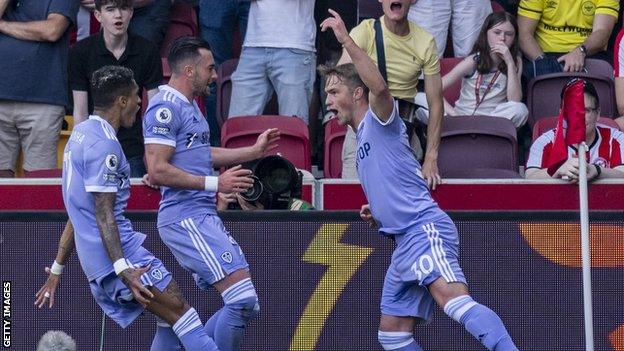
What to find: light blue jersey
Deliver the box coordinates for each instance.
[356,102,445,235]
[62,115,145,281]
[143,85,217,227]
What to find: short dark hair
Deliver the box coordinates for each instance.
[167,36,211,73]
[94,0,133,11]
[90,66,136,110]
[318,63,369,97]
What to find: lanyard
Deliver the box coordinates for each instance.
[473,71,501,115]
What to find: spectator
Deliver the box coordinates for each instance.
[37,331,76,351]
[0,0,79,177]
[338,0,443,189]
[615,28,624,129]
[414,12,528,128]
[199,0,251,146]
[408,0,492,57]
[228,0,316,124]
[77,0,171,47]
[526,80,624,180]
[70,0,163,177]
[518,0,620,78]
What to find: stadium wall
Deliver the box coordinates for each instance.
[1,211,623,350]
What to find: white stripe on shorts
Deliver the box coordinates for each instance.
[180,218,226,281]
[424,223,457,282]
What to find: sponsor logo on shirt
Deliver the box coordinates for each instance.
[105,154,118,171]
[152,126,170,135]
[156,107,173,124]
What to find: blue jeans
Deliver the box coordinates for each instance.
[199,0,250,66]
[228,47,316,124]
[127,154,147,178]
[129,0,172,46]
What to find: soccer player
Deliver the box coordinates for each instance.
[35,66,220,350]
[143,36,279,351]
[319,10,519,351]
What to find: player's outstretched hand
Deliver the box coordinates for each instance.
[219,165,254,194]
[253,128,280,159]
[119,265,154,307]
[421,156,441,190]
[320,9,350,45]
[360,204,378,228]
[35,266,61,309]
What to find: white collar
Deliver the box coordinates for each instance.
[159,84,190,104]
[88,115,114,129]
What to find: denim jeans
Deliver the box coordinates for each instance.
[127,154,147,178]
[228,47,316,124]
[199,0,250,66]
[129,0,172,46]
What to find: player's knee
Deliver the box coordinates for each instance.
[222,278,260,324]
[377,331,414,351]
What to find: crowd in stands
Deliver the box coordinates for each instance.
[0,0,623,183]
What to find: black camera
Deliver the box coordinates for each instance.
[231,155,302,210]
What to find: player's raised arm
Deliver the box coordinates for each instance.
[35,220,75,308]
[320,9,394,122]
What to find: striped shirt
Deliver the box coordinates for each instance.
[527,125,624,169]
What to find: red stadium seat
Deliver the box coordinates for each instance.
[323,118,348,178]
[24,169,62,178]
[216,58,278,127]
[221,115,311,170]
[491,1,504,12]
[159,2,198,57]
[440,57,464,106]
[532,116,620,142]
[438,115,519,177]
[526,72,616,127]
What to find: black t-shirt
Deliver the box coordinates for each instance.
[69,32,162,158]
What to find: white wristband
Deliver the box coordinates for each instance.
[50,261,65,275]
[113,258,131,275]
[204,176,218,192]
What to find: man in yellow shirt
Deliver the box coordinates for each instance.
[518,0,619,77]
[337,0,443,189]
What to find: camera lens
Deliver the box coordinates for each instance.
[240,175,263,202]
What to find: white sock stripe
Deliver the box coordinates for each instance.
[444,295,477,323]
[377,331,414,350]
[187,218,226,280]
[222,278,254,301]
[173,308,202,337]
[156,321,172,328]
[180,219,224,281]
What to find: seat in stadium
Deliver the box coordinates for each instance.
[438,115,518,177]
[584,58,614,79]
[532,115,620,141]
[215,58,278,127]
[440,57,464,105]
[358,0,383,21]
[324,118,348,178]
[221,115,311,170]
[159,2,198,57]
[526,72,616,127]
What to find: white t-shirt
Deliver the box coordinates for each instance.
[244,0,316,52]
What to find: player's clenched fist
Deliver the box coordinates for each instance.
[219,165,254,194]
[359,204,378,228]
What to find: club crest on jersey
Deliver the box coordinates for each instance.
[156,107,173,124]
[221,251,233,263]
[105,154,118,171]
[150,268,163,280]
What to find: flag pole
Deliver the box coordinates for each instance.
[578,141,594,351]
